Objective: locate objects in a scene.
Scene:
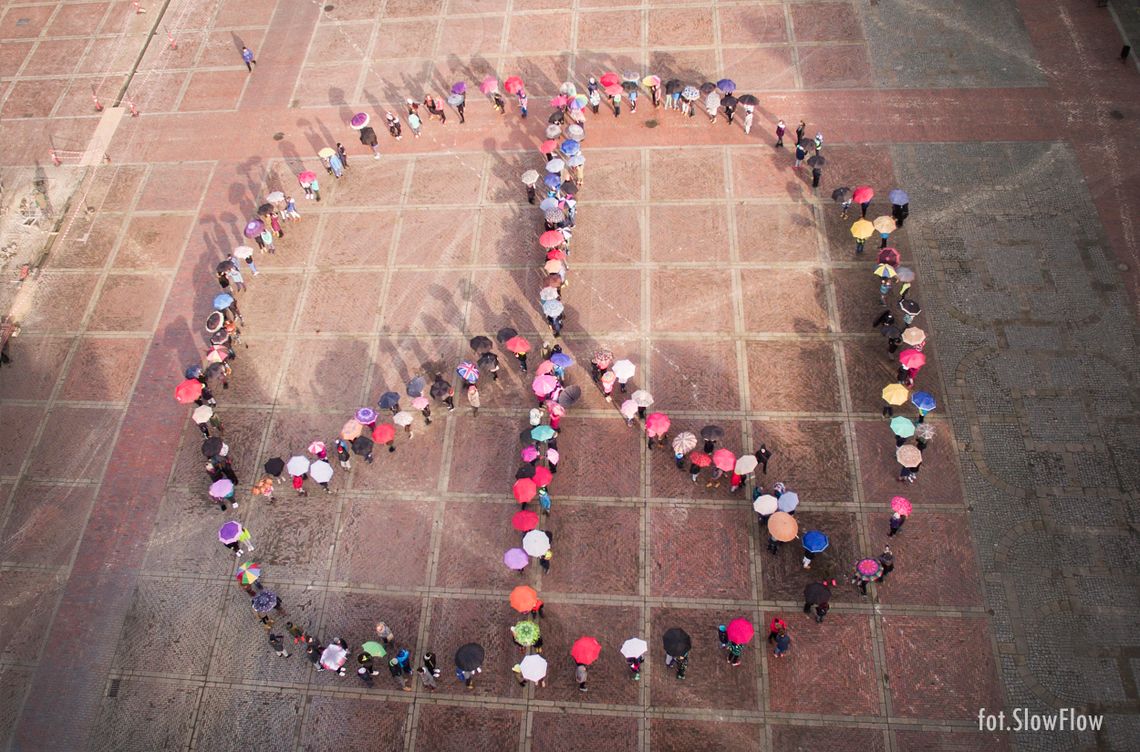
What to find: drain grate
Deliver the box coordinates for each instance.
[107,678,121,697]
[15,18,30,25]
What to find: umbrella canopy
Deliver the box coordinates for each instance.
[571,636,602,665]
[540,286,560,302]
[532,465,552,487]
[631,389,654,407]
[645,412,670,435]
[339,419,364,441]
[521,445,542,463]
[891,495,913,515]
[753,494,778,515]
[429,379,452,399]
[530,425,556,442]
[735,455,758,475]
[372,423,395,443]
[535,360,555,376]
[566,153,585,168]
[209,479,234,499]
[591,348,614,368]
[803,530,829,553]
[479,75,498,94]
[896,444,923,468]
[251,590,278,613]
[689,451,712,468]
[663,627,692,656]
[914,422,935,441]
[700,425,725,440]
[504,75,524,94]
[911,391,936,412]
[513,478,537,504]
[378,391,401,409]
[541,296,566,318]
[831,186,851,203]
[192,404,213,423]
[243,220,264,238]
[873,215,897,234]
[548,110,565,124]
[532,374,558,396]
[544,173,562,189]
[361,640,387,658]
[664,78,682,94]
[560,139,580,156]
[888,188,909,205]
[882,383,909,405]
[504,547,528,570]
[516,464,536,480]
[672,432,697,454]
[899,298,921,316]
[185,364,204,380]
[851,219,875,239]
[201,437,223,457]
[519,653,548,682]
[712,448,736,472]
[469,335,493,353]
[544,208,565,223]
[898,349,926,370]
[512,510,540,532]
[896,266,916,283]
[725,618,754,645]
[681,85,700,100]
[264,457,285,476]
[351,435,374,455]
[768,511,798,541]
[698,81,716,95]
[567,124,585,140]
[549,353,573,369]
[600,72,621,87]
[560,81,578,96]
[776,491,799,512]
[856,558,883,580]
[310,460,333,483]
[510,586,540,614]
[619,399,638,420]
[612,359,635,380]
[804,582,831,605]
[392,411,414,426]
[852,185,874,204]
[457,361,479,383]
[298,171,317,183]
[174,378,204,404]
[642,74,661,87]
[716,78,736,92]
[307,440,326,456]
[522,529,551,557]
[447,92,464,106]
[235,561,261,585]
[890,416,915,437]
[540,139,557,154]
[521,169,540,186]
[218,521,242,544]
[317,147,336,159]
[505,336,532,354]
[355,407,377,425]
[286,455,310,476]
[620,637,648,659]
[512,620,541,646]
[874,264,898,280]
[455,642,485,671]
[877,247,901,267]
[901,327,925,346]
[319,644,347,671]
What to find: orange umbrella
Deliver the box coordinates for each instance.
[174,379,203,404]
[510,585,539,612]
[767,511,798,542]
[340,419,363,440]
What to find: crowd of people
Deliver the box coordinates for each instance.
[170,66,938,691]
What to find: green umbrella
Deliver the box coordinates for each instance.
[512,620,541,646]
[361,640,387,658]
[890,416,915,438]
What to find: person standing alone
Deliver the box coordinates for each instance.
[241,46,256,72]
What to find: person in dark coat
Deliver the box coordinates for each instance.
[891,202,909,227]
[889,511,907,536]
[359,126,380,158]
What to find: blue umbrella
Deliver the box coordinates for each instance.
[539,197,559,212]
[405,377,425,397]
[213,293,234,310]
[716,78,736,93]
[888,189,909,205]
[542,299,564,317]
[559,139,580,156]
[776,491,799,512]
[802,530,829,553]
[456,361,479,383]
[543,173,561,189]
[378,391,401,408]
[550,353,573,368]
[185,364,203,379]
[911,391,936,412]
[531,425,556,441]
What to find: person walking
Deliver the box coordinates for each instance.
[755,444,773,474]
[467,384,480,416]
[775,119,785,147]
[517,90,528,118]
[813,131,824,154]
[241,45,256,72]
[269,212,284,238]
[889,510,907,536]
[743,104,754,135]
[417,664,438,691]
[334,437,351,470]
[515,350,528,373]
[878,545,895,581]
[389,657,411,690]
[771,627,791,657]
[359,125,380,158]
[575,663,588,692]
[892,201,909,228]
[424,94,446,124]
[611,91,621,117]
[726,641,743,666]
[283,195,301,220]
[193,406,222,438]
[588,86,601,115]
[385,112,403,140]
[268,632,290,658]
[794,140,806,169]
[811,163,822,188]
[795,120,806,145]
[455,93,466,123]
[408,111,422,138]
[374,621,395,648]
[336,142,348,169]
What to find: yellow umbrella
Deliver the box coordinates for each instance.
[851,219,874,239]
[873,264,897,279]
[881,383,909,405]
[901,327,925,346]
[767,511,798,542]
[872,215,897,234]
[318,147,336,158]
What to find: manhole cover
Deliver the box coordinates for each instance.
[644,119,659,128]
[1109,109,1124,119]
[15,18,30,25]
[272,131,285,141]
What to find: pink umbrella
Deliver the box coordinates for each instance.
[535,360,555,376]
[504,547,528,570]
[411,396,429,410]
[298,170,317,183]
[480,75,498,94]
[712,448,736,472]
[898,349,926,370]
[521,445,539,462]
[891,495,912,515]
[209,478,234,498]
[645,412,670,435]
[531,374,558,396]
[725,618,754,644]
[307,441,326,455]
[549,94,568,108]
[619,399,638,420]
[544,401,565,417]
[504,76,524,95]
[546,448,559,465]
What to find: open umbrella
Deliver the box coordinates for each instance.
[831,186,851,203]
[504,547,528,570]
[689,451,711,468]
[531,374,558,396]
[571,636,602,665]
[361,640,386,658]
[911,391,936,412]
[777,491,799,513]
[522,529,550,557]
[307,440,326,456]
[263,457,285,476]
[611,359,635,381]
[753,494,778,515]
[532,466,552,487]
[642,74,661,88]
[310,460,333,484]
[914,423,935,441]
[803,530,829,553]
[856,558,883,581]
[298,171,317,183]
[591,349,614,369]
[548,109,565,124]
[852,185,874,204]
[698,81,716,95]
[557,385,581,407]
[804,582,831,604]
[392,411,414,427]
[376,391,400,410]
[898,349,926,370]
[600,72,621,87]
[286,456,310,476]
[403,376,425,397]
[243,220,264,238]
[899,298,921,316]
[891,495,913,515]
[901,327,925,347]
[447,92,464,106]
[545,158,565,174]
[504,75,524,94]
[851,219,875,239]
[700,425,725,441]
[548,353,572,369]
[567,123,585,139]
[734,455,758,475]
[645,412,670,435]
[621,637,648,659]
[251,590,278,613]
[567,153,585,168]
[888,188,909,205]
[896,445,922,468]
[520,653,547,682]
[192,404,213,423]
[882,383,909,405]
[663,627,692,656]
[621,80,639,93]
[664,79,682,94]
[541,138,558,155]
[372,423,395,443]
[355,407,377,425]
[874,264,897,279]
[510,585,539,613]
[512,510,539,532]
[317,147,336,159]
[479,75,498,94]
[175,379,204,404]
[768,511,798,541]
[349,112,370,130]
[877,247,901,267]
[712,448,736,472]
[455,642,485,671]
[716,78,736,93]
[737,93,759,106]
[619,399,638,420]
[505,336,531,354]
[451,81,467,95]
[890,416,915,437]
[672,432,697,454]
[205,345,230,364]
[340,419,364,440]
[630,389,654,407]
[201,437,223,458]
[468,335,493,354]
[351,435,374,455]
[204,311,223,333]
[544,207,565,223]
[235,561,260,585]
[540,286,560,302]
[873,215,897,234]
[521,170,541,189]
[896,266,915,283]
[218,520,242,544]
[535,360,555,376]
[681,86,700,101]
[725,618,754,644]
[560,81,578,96]
[531,425,556,442]
[513,478,537,503]
[512,620,541,646]
[457,361,479,383]
[560,139,580,156]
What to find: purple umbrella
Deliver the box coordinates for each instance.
[504,548,528,570]
[218,521,242,544]
[350,112,369,129]
[209,478,234,498]
[243,220,265,238]
[451,81,466,94]
[355,407,377,424]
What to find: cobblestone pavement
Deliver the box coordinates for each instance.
[0,0,1137,751]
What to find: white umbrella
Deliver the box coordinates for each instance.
[310,460,333,483]
[734,455,758,475]
[566,124,584,140]
[286,455,310,476]
[566,153,585,167]
[902,327,925,346]
[233,245,255,260]
[521,169,540,185]
[619,399,638,420]
[519,653,547,682]
[620,637,648,659]
[265,191,285,203]
[192,405,213,423]
[539,287,559,302]
[611,359,636,381]
[776,491,799,513]
[630,389,654,407]
[320,643,347,670]
[752,494,778,515]
[544,124,562,139]
[545,158,564,173]
[522,530,550,557]
[392,411,414,426]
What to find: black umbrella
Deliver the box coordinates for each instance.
[547,110,564,124]
[215,259,236,273]
[880,325,901,339]
[251,590,278,613]
[496,327,518,344]
[698,81,716,95]
[799,137,814,149]
[205,310,225,333]
[520,429,538,445]
[201,437,223,458]
[700,425,725,440]
[429,379,451,399]
[469,335,493,353]
[256,203,273,216]
[210,330,230,346]
[557,385,581,407]
[350,435,374,456]
[663,627,692,657]
[664,78,682,94]
[516,464,537,480]
[477,352,499,369]
[621,80,638,92]
[721,94,738,108]
[204,362,227,379]
[804,582,831,605]
[455,642,485,671]
[737,94,758,106]
[406,377,426,397]
[831,187,851,203]
[807,155,825,167]
[264,457,285,476]
[899,299,921,316]
[378,391,401,409]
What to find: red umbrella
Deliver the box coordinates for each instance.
[852,185,874,204]
[513,478,537,503]
[689,451,712,468]
[298,170,317,183]
[539,230,565,249]
[712,448,736,472]
[532,466,553,487]
[645,412,670,435]
[546,249,567,261]
[504,76,524,95]
[480,75,498,94]
[571,636,602,665]
[898,349,926,370]
[371,423,395,443]
[877,247,900,266]
[175,379,203,403]
[512,510,539,532]
[505,336,532,354]
[549,94,569,108]
[725,617,754,644]
[599,72,620,88]
[540,139,557,154]
[604,83,623,97]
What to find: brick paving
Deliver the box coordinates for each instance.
[0,0,1138,751]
